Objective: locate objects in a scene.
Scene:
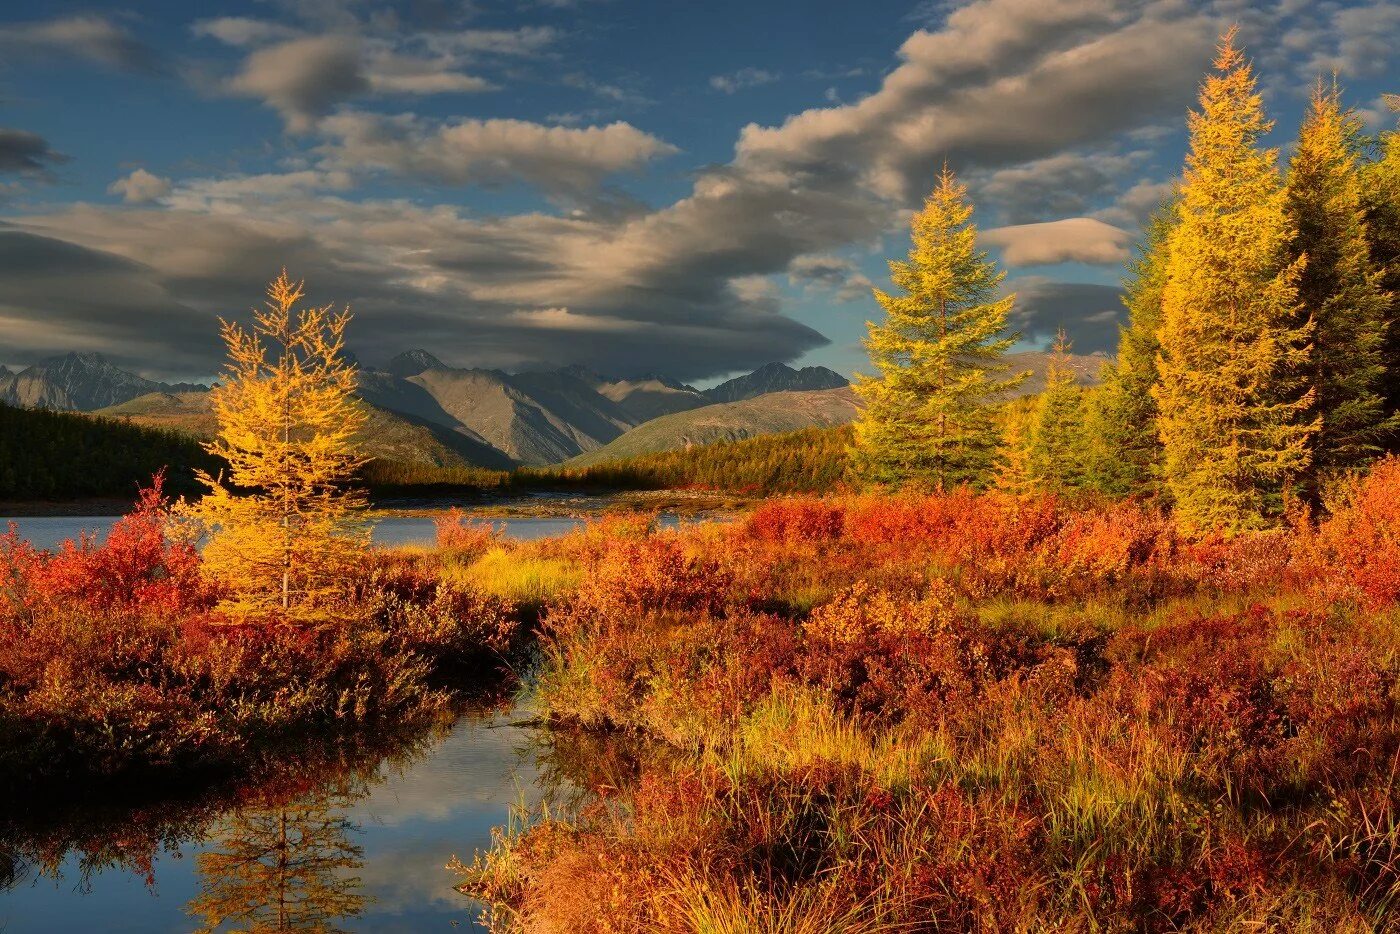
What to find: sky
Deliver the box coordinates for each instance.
[0,0,1397,385]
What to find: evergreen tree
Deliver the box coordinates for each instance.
[182,271,369,622]
[1285,81,1395,478]
[1152,30,1317,533]
[1080,208,1173,498]
[1026,330,1086,492]
[1361,94,1400,427]
[993,398,1037,498]
[852,167,1026,489]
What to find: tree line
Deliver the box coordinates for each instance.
[853,29,1400,533]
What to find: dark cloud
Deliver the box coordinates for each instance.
[0,228,213,374]
[1006,277,1124,353]
[0,129,68,178]
[229,35,372,132]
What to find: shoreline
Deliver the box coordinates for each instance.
[1,488,756,521]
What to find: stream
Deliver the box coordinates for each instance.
[0,505,657,932]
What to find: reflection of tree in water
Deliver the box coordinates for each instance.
[188,793,368,933]
[0,718,451,926]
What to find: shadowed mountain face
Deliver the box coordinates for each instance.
[702,362,849,403]
[0,353,204,412]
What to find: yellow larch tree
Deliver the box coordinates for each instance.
[1152,30,1317,533]
[186,270,369,622]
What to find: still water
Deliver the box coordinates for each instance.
[0,514,589,552]
[0,711,547,932]
[0,508,652,932]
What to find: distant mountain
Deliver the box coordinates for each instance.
[566,387,862,467]
[1003,350,1108,396]
[703,362,848,404]
[397,366,634,465]
[543,364,705,423]
[97,390,516,471]
[0,352,204,412]
[383,349,447,379]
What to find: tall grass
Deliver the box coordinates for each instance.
[458,460,1400,932]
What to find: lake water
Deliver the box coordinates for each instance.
[0,514,589,552]
[0,710,549,932]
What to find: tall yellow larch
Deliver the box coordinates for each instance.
[184,270,369,622]
[1152,30,1317,533]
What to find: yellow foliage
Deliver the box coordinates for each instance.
[180,270,369,622]
[1153,30,1317,533]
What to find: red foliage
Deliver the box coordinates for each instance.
[745,499,845,544]
[1302,456,1400,608]
[1,474,211,622]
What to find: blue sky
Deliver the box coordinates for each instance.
[0,0,1397,383]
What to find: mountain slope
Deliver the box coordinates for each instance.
[381,365,632,465]
[1003,350,1108,396]
[591,374,709,422]
[96,390,516,470]
[703,362,848,403]
[0,352,204,411]
[566,387,862,467]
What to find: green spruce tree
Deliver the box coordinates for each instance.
[1081,208,1173,498]
[852,167,1026,489]
[1285,81,1396,481]
[1361,94,1400,429]
[1026,330,1086,493]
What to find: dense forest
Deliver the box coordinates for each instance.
[0,403,219,501]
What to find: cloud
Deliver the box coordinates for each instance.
[788,254,874,302]
[1007,277,1124,352]
[316,112,677,192]
[0,130,68,178]
[982,218,1132,266]
[108,169,172,204]
[0,227,211,372]
[228,35,371,132]
[0,15,162,74]
[971,150,1142,225]
[8,191,841,380]
[710,68,779,94]
[734,0,1216,204]
[191,17,299,47]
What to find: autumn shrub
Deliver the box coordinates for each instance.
[1300,455,1400,607]
[434,507,502,557]
[745,498,846,544]
[0,486,531,790]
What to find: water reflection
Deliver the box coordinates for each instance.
[0,710,545,933]
[188,793,366,933]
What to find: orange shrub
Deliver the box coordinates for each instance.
[745,498,845,543]
[1303,456,1400,607]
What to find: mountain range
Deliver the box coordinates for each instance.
[3,350,853,468]
[2,349,1105,469]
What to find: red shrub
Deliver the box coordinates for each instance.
[746,498,845,544]
[1303,456,1400,607]
[1,475,210,622]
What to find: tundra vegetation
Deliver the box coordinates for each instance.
[2,30,1400,934]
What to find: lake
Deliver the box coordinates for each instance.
[0,514,589,552]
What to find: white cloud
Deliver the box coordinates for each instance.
[316,112,678,192]
[983,218,1133,266]
[108,169,172,204]
[710,68,779,94]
